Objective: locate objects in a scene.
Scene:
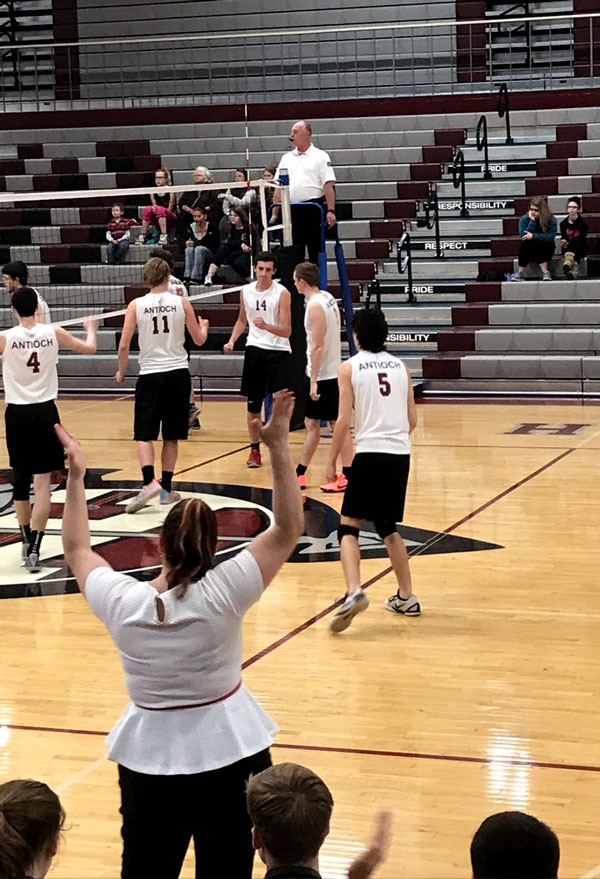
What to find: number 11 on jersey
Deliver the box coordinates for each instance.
[152,315,170,334]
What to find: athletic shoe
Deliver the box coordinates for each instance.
[297,474,307,489]
[160,489,181,505]
[247,449,262,468]
[158,233,169,245]
[126,479,161,514]
[203,274,213,286]
[329,591,369,633]
[542,269,552,281]
[21,542,29,564]
[24,551,40,573]
[320,474,348,493]
[384,593,421,616]
[188,405,200,428]
[190,417,201,430]
[509,270,526,282]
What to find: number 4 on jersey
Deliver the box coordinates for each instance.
[27,351,41,373]
[255,299,267,311]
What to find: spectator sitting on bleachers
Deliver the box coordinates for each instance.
[511,196,557,282]
[184,207,218,287]
[246,762,391,879]
[141,167,177,246]
[204,206,257,286]
[470,811,560,879]
[106,202,139,265]
[175,166,221,251]
[560,196,589,280]
[261,165,276,209]
[221,168,256,223]
[0,778,65,879]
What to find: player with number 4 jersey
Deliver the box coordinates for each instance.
[0,286,97,572]
[116,257,209,513]
[223,251,291,469]
[325,308,421,633]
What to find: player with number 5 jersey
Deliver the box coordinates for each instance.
[116,257,209,513]
[0,286,97,572]
[325,308,421,633]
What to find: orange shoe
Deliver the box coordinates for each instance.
[298,474,307,489]
[320,474,348,493]
[247,449,262,468]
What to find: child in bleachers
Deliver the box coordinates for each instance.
[560,196,589,280]
[106,202,139,264]
[141,167,177,246]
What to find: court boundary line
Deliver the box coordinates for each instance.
[6,723,600,776]
[242,447,575,668]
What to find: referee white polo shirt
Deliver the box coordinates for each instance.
[276,143,336,204]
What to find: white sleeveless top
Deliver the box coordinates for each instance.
[135,292,188,375]
[243,281,291,353]
[304,291,341,381]
[350,349,411,455]
[2,323,59,405]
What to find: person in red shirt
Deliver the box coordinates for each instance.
[106,202,140,264]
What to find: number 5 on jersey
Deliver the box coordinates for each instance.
[377,372,391,396]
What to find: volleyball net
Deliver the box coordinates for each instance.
[0,177,291,331]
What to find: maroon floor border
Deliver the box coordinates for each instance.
[6,723,600,775]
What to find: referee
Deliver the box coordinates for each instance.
[270,120,337,264]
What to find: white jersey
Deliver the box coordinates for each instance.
[2,322,59,405]
[35,290,50,323]
[304,291,341,381]
[243,281,291,353]
[169,276,187,298]
[135,292,188,375]
[350,349,411,455]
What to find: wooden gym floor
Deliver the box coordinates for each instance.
[1,397,600,878]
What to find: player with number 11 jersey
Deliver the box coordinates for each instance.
[116,257,209,513]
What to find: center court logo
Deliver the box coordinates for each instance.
[0,469,502,599]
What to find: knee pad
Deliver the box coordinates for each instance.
[13,469,32,501]
[373,519,397,540]
[247,400,262,415]
[337,524,360,544]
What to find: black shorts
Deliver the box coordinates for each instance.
[240,346,291,414]
[305,377,340,422]
[134,368,191,442]
[341,452,410,523]
[5,400,65,474]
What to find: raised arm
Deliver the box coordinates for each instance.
[182,297,209,347]
[55,424,110,594]
[246,390,303,586]
[224,295,248,353]
[116,300,138,382]
[54,318,97,355]
[253,288,291,339]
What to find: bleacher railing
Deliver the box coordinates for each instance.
[0,11,598,112]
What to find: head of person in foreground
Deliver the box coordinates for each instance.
[470,811,560,879]
[0,779,65,879]
[352,308,388,354]
[247,762,333,870]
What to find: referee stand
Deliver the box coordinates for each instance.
[265,202,356,422]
